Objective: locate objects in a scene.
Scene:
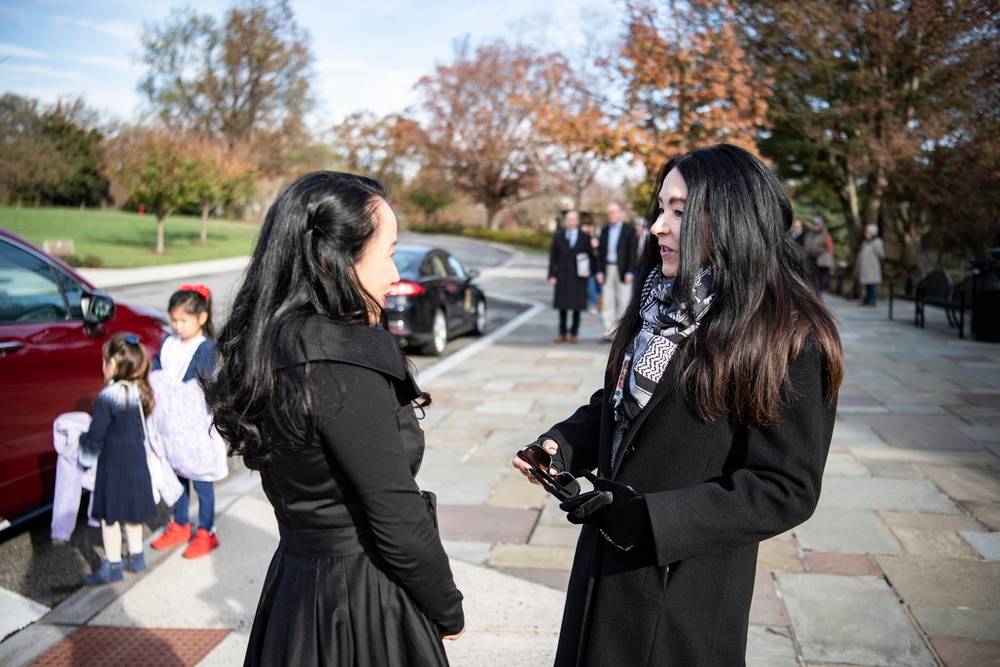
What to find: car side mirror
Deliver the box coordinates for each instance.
[468,269,480,280]
[84,292,115,324]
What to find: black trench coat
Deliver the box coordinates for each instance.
[542,337,837,667]
[549,231,593,311]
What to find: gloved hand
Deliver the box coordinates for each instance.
[559,469,649,551]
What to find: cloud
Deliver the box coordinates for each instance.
[70,54,133,70]
[0,42,48,59]
[0,63,89,81]
[54,16,138,41]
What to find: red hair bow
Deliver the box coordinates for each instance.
[180,283,211,300]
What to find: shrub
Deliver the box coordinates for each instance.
[409,222,552,250]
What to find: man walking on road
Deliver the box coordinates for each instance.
[596,202,637,339]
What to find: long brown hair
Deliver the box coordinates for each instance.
[608,144,843,426]
[103,332,155,414]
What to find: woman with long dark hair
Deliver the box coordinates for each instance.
[206,172,464,666]
[513,144,843,666]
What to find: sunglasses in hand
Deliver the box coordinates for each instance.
[517,444,581,501]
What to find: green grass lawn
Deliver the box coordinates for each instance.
[0,206,259,268]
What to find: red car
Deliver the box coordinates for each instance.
[0,228,170,530]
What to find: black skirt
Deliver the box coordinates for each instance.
[245,523,451,667]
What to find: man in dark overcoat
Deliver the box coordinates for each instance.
[596,202,638,338]
[548,210,593,343]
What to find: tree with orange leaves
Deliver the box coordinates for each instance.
[534,50,621,210]
[608,0,772,180]
[187,138,254,246]
[331,111,421,195]
[414,39,548,230]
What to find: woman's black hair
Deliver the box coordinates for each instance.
[608,143,843,425]
[204,171,422,467]
[168,289,215,339]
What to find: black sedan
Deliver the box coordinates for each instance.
[385,244,487,355]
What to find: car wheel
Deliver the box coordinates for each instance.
[423,309,448,356]
[473,299,487,335]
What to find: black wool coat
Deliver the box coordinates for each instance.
[596,222,638,282]
[549,230,593,311]
[542,337,837,667]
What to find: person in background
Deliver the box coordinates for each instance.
[549,210,593,344]
[581,221,601,315]
[205,171,464,665]
[78,333,158,586]
[804,216,836,292]
[596,202,638,339]
[790,218,806,248]
[513,144,843,666]
[150,284,225,559]
[634,217,647,255]
[857,224,886,306]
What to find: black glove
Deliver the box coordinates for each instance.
[559,469,649,551]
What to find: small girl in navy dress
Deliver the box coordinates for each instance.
[79,332,157,586]
[150,284,223,559]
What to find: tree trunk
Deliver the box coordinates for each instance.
[201,204,210,246]
[485,207,497,230]
[156,214,166,255]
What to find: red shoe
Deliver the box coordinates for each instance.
[152,521,191,550]
[183,528,219,559]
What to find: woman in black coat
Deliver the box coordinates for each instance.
[206,172,464,666]
[514,144,843,666]
[548,210,593,343]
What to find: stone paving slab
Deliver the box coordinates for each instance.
[959,427,1000,444]
[831,421,887,447]
[443,559,564,667]
[960,531,1000,560]
[442,540,492,565]
[493,567,570,591]
[878,511,986,532]
[818,477,963,513]
[795,508,902,554]
[891,527,983,558]
[420,482,497,506]
[876,556,1000,609]
[929,638,1000,667]
[487,545,575,571]
[825,452,871,477]
[487,472,550,510]
[746,626,799,667]
[438,505,538,544]
[917,465,1000,504]
[803,551,882,577]
[777,573,937,667]
[960,502,1000,530]
[749,572,788,627]
[864,460,924,479]
[850,446,1000,466]
[871,424,985,451]
[910,606,1000,642]
[757,538,805,573]
[528,525,581,549]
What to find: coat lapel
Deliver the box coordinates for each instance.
[610,359,682,479]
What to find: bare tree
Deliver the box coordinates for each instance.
[414,39,549,229]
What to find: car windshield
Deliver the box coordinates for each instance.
[393,247,425,277]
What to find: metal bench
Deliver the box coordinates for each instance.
[889,270,970,338]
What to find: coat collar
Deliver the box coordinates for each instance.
[284,315,420,399]
[610,359,682,478]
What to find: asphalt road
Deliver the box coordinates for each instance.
[0,234,527,608]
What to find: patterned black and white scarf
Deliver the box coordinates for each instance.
[615,267,714,421]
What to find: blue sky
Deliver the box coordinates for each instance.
[0,0,621,127]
